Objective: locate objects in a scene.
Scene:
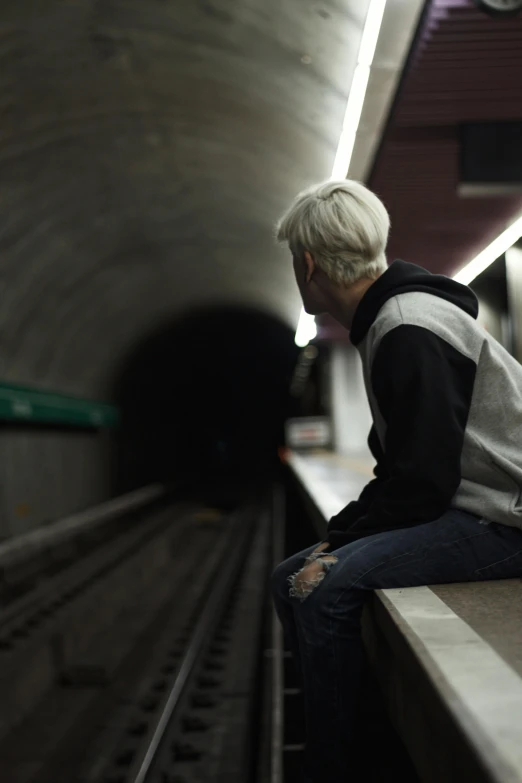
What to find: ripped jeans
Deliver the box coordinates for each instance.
[271,509,522,783]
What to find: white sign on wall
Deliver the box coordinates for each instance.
[285,417,332,450]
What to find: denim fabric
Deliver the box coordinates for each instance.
[271,510,522,783]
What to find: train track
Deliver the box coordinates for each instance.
[0,500,272,783]
[0,502,200,745]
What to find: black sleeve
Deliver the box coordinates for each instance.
[328,324,476,547]
[327,426,388,534]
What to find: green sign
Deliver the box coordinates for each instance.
[0,383,119,428]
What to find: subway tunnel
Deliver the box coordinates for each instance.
[0,0,366,536]
[0,0,521,533]
[2,2,522,782]
[113,306,299,495]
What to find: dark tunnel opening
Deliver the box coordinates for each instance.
[112,307,300,501]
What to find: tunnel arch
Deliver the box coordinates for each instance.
[112,306,299,495]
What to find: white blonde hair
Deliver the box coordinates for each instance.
[276,179,390,286]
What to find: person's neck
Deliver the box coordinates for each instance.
[324,277,377,331]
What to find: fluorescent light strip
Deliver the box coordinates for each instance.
[331,0,387,179]
[296,0,387,345]
[453,215,522,285]
[295,309,317,347]
[331,65,370,179]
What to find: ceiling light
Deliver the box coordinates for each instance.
[295,309,317,347]
[331,65,370,179]
[453,215,522,284]
[358,0,388,66]
[330,0,387,180]
[295,0,387,345]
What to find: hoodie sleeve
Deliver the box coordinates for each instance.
[327,324,477,546]
[327,426,388,536]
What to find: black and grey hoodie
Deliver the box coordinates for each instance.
[327,259,522,547]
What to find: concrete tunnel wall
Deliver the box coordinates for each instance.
[0,0,363,537]
[0,306,299,539]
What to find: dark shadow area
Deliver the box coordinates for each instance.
[470,254,513,354]
[112,306,300,500]
[470,254,508,313]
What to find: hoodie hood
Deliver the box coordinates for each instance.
[350,260,479,346]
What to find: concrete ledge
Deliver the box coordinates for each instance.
[286,449,522,783]
[366,585,522,783]
[0,484,165,569]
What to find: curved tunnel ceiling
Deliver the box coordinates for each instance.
[0,0,373,396]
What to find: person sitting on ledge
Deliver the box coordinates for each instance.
[272,179,522,783]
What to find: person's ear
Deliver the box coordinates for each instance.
[303,250,315,284]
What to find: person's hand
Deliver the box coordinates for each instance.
[303,541,331,566]
[311,541,330,555]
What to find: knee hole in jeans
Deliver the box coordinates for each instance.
[288,556,338,601]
